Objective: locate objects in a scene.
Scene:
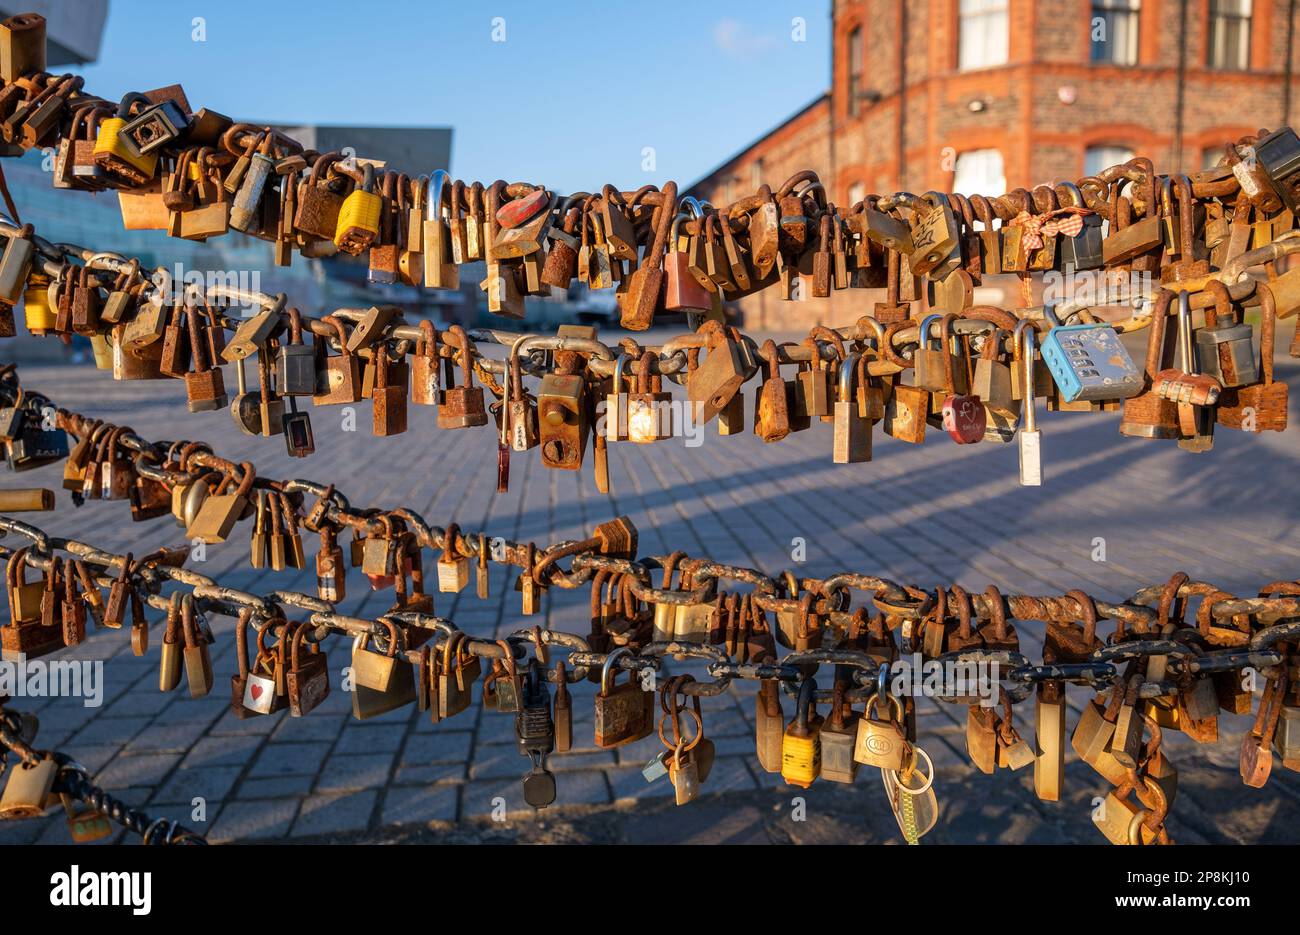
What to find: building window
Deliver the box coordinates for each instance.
[1090,0,1140,65]
[847,26,864,116]
[1202,147,1226,170]
[750,159,764,189]
[958,0,1009,71]
[952,149,1005,196]
[847,181,866,207]
[1208,0,1252,71]
[1084,144,1134,176]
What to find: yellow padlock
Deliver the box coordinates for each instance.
[21,273,54,334]
[92,94,158,184]
[334,163,382,254]
[89,333,113,370]
[780,678,823,789]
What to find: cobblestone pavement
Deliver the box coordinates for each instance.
[4,331,1300,845]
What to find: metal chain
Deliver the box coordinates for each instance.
[0,69,1278,279]
[0,709,205,844]
[1,513,1293,703]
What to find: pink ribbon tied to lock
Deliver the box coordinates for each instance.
[1007,206,1093,250]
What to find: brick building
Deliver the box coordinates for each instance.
[688,0,1297,329]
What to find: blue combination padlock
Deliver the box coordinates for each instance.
[1039,306,1143,403]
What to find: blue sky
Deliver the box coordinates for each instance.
[68,0,830,192]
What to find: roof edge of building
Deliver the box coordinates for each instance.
[683,92,829,195]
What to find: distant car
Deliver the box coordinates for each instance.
[561,287,618,327]
[555,287,741,329]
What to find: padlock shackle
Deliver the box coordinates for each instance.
[1175,291,1194,374]
[838,352,859,399]
[427,168,450,217]
[794,675,817,729]
[611,352,630,388]
[600,646,631,695]
[917,313,942,351]
[1014,320,1037,433]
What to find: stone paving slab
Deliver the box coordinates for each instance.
[4,341,1300,844]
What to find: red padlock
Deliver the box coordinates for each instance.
[942,393,986,444]
[496,188,550,230]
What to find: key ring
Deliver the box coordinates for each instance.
[888,745,934,796]
[657,704,702,754]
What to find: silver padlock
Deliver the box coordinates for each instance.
[1275,702,1300,768]
[1195,323,1257,389]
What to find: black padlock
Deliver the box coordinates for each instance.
[1254,126,1300,214]
[516,659,556,809]
[283,397,315,458]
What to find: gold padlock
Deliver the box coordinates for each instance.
[853,691,909,769]
[181,594,213,698]
[0,754,57,820]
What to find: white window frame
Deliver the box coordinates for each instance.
[1090,0,1141,65]
[1084,144,1134,177]
[952,149,1006,197]
[1208,0,1252,71]
[958,0,1009,71]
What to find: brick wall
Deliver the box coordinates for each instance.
[687,0,1299,331]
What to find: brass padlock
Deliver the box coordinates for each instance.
[0,754,56,820]
[627,350,672,443]
[187,463,255,543]
[437,524,470,593]
[854,690,909,769]
[181,594,213,698]
[593,647,653,748]
[351,620,416,720]
[158,593,183,692]
[908,192,961,280]
[686,324,745,425]
[538,371,588,471]
[438,632,482,720]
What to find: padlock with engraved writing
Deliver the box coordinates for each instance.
[908,192,961,280]
[854,686,910,770]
